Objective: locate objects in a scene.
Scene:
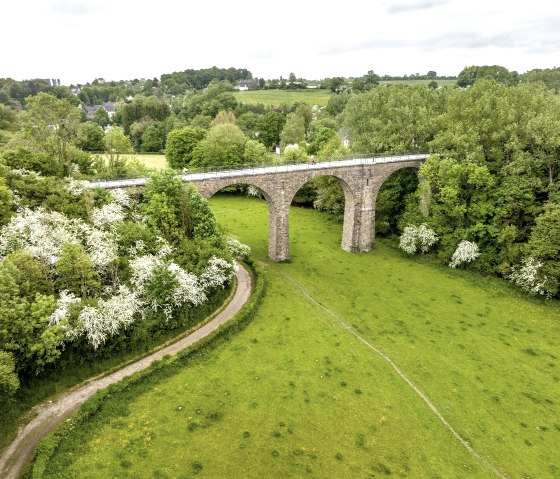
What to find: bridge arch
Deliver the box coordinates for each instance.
[287,173,359,255]
[90,154,429,261]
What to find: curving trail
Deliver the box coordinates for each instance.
[0,265,252,479]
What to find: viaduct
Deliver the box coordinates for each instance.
[93,154,429,261]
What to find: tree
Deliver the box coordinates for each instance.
[93,107,111,127]
[76,122,105,151]
[0,178,13,226]
[55,243,100,297]
[165,127,207,169]
[141,124,165,152]
[0,350,19,399]
[192,123,247,168]
[524,203,560,296]
[344,85,439,154]
[243,139,269,164]
[259,112,285,148]
[211,110,236,127]
[182,184,218,239]
[103,126,132,173]
[22,93,81,175]
[280,113,306,148]
[457,65,520,87]
[0,259,63,372]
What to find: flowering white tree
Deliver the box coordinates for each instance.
[66,178,91,196]
[449,240,480,268]
[226,235,251,259]
[398,224,438,254]
[200,256,234,290]
[0,207,118,270]
[49,290,82,338]
[509,257,550,296]
[91,202,125,229]
[77,286,144,348]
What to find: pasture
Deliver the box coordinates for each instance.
[32,195,560,478]
[234,89,333,107]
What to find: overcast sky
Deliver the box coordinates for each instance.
[2,0,558,85]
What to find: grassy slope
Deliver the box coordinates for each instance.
[38,196,560,479]
[234,89,333,107]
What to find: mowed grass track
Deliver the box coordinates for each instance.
[36,196,560,478]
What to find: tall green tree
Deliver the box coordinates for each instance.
[22,93,81,175]
[103,126,132,173]
[344,85,439,154]
[192,123,247,168]
[280,112,306,148]
[165,127,206,169]
[0,350,19,399]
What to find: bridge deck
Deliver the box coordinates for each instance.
[89,154,430,189]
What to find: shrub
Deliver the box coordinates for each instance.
[398,224,438,254]
[449,240,480,268]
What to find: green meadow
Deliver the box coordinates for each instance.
[380,79,457,87]
[32,195,560,478]
[234,89,333,107]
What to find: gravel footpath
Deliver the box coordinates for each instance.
[0,264,252,479]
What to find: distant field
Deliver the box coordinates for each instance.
[234,89,333,106]
[129,154,167,170]
[380,79,457,87]
[100,154,167,170]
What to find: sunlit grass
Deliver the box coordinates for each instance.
[234,89,333,107]
[99,154,167,170]
[36,195,560,478]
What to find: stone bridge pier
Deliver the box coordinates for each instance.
[192,159,424,262]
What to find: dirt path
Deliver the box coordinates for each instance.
[0,265,252,479]
[283,272,508,479]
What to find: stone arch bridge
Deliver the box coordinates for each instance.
[93,154,429,261]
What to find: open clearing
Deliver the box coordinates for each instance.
[234,89,333,107]
[33,195,560,478]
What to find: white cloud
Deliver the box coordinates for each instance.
[1,0,558,84]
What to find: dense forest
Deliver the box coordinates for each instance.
[1,64,560,401]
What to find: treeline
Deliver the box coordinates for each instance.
[160,66,252,95]
[342,80,560,297]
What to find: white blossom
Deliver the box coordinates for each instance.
[66,178,91,195]
[399,224,438,254]
[247,185,262,198]
[449,240,480,268]
[168,263,206,308]
[110,188,132,207]
[0,208,78,265]
[84,227,118,269]
[127,240,147,257]
[91,202,125,229]
[78,286,143,349]
[129,253,162,290]
[509,257,549,295]
[10,168,35,177]
[226,235,251,259]
[200,256,233,290]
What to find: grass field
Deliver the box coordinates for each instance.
[380,79,457,87]
[98,154,167,171]
[234,89,333,107]
[34,196,560,478]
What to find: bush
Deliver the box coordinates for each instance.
[398,224,438,254]
[448,240,480,268]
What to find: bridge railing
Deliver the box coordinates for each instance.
[88,152,431,189]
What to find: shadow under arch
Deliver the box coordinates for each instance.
[373,166,420,238]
